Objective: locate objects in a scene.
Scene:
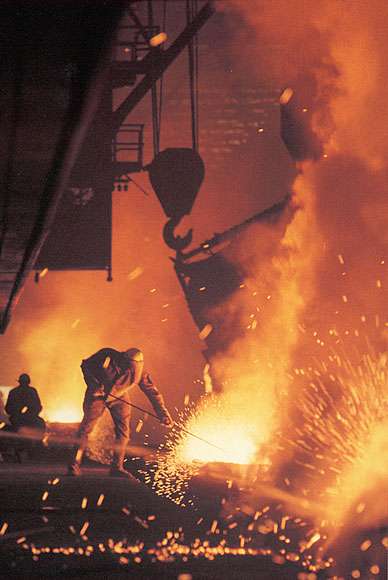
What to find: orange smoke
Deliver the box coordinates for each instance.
[147,1,388,501]
[14,273,107,423]
[186,0,388,528]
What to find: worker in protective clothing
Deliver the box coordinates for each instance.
[4,373,46,434]
[1,373,46,461]
[67,347,173,478]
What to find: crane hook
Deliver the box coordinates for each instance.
[163,216,193,251]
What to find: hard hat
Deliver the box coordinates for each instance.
[125,348,144,383]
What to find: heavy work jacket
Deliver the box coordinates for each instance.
[5,385,44,431]
[5,385,42,419]
[81,348,169,420]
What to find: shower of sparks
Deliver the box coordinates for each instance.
[10,531,334,575]
[283,340,388,502]
[174,398,258,465]
[142,394,262,507]
[264,325,388,575]
[137,317,388,577]
[3,369,387,579]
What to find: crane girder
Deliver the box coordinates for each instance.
[109,0,215,139]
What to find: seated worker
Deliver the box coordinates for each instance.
[1,374,46,461]
[68,347,174,478]
[4,373,46,435]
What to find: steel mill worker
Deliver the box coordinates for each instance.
[67,347,174,478]
[4,373,46,435]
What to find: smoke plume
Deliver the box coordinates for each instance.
[200,0,388,539]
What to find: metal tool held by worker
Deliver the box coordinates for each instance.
[107,393,229,456]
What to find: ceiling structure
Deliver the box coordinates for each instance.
[0,0,215,334]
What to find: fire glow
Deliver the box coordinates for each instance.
[285,342,388,531]
[144,323,388,576]
[2,1,388,577]
[46,406,82,424]
[142,0,388,565]
[173,395,259,465]
[141,390,270,511]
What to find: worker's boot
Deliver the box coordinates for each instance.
[110,442,136,480]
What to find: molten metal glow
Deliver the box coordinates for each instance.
[174,398,258,465]
[146,393,272,507]
[46,406,82,423]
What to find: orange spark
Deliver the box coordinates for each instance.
[149,32,167,47]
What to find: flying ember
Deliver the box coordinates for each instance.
[145,391,273,508]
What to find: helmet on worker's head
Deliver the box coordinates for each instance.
[18,373,31,386]
[125,348,144,384]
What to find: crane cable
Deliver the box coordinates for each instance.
[186,0,199,153]
[151,0,167,157]
[107,393,230,456]
[151,0,199,156]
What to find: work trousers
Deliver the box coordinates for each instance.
[78,394,131,442]
[73,393,131,468]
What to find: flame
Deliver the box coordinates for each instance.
[174,401,257,465]
[148,391,274,507]
[144,8,388,577]
[1,2,388,575]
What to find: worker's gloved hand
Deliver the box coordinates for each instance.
[159,411,174,428]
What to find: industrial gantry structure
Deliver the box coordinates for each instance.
[0,0,215,333]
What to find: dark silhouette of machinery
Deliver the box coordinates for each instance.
[34,1,213,280]
[1,1,295,381]
[172,196,295,382]
[0,1,214,332]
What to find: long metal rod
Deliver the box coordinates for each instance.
[108,393,229,455]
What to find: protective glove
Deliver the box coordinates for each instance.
[159,410,174,428]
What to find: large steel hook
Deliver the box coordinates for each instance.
[163,216,193,251]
